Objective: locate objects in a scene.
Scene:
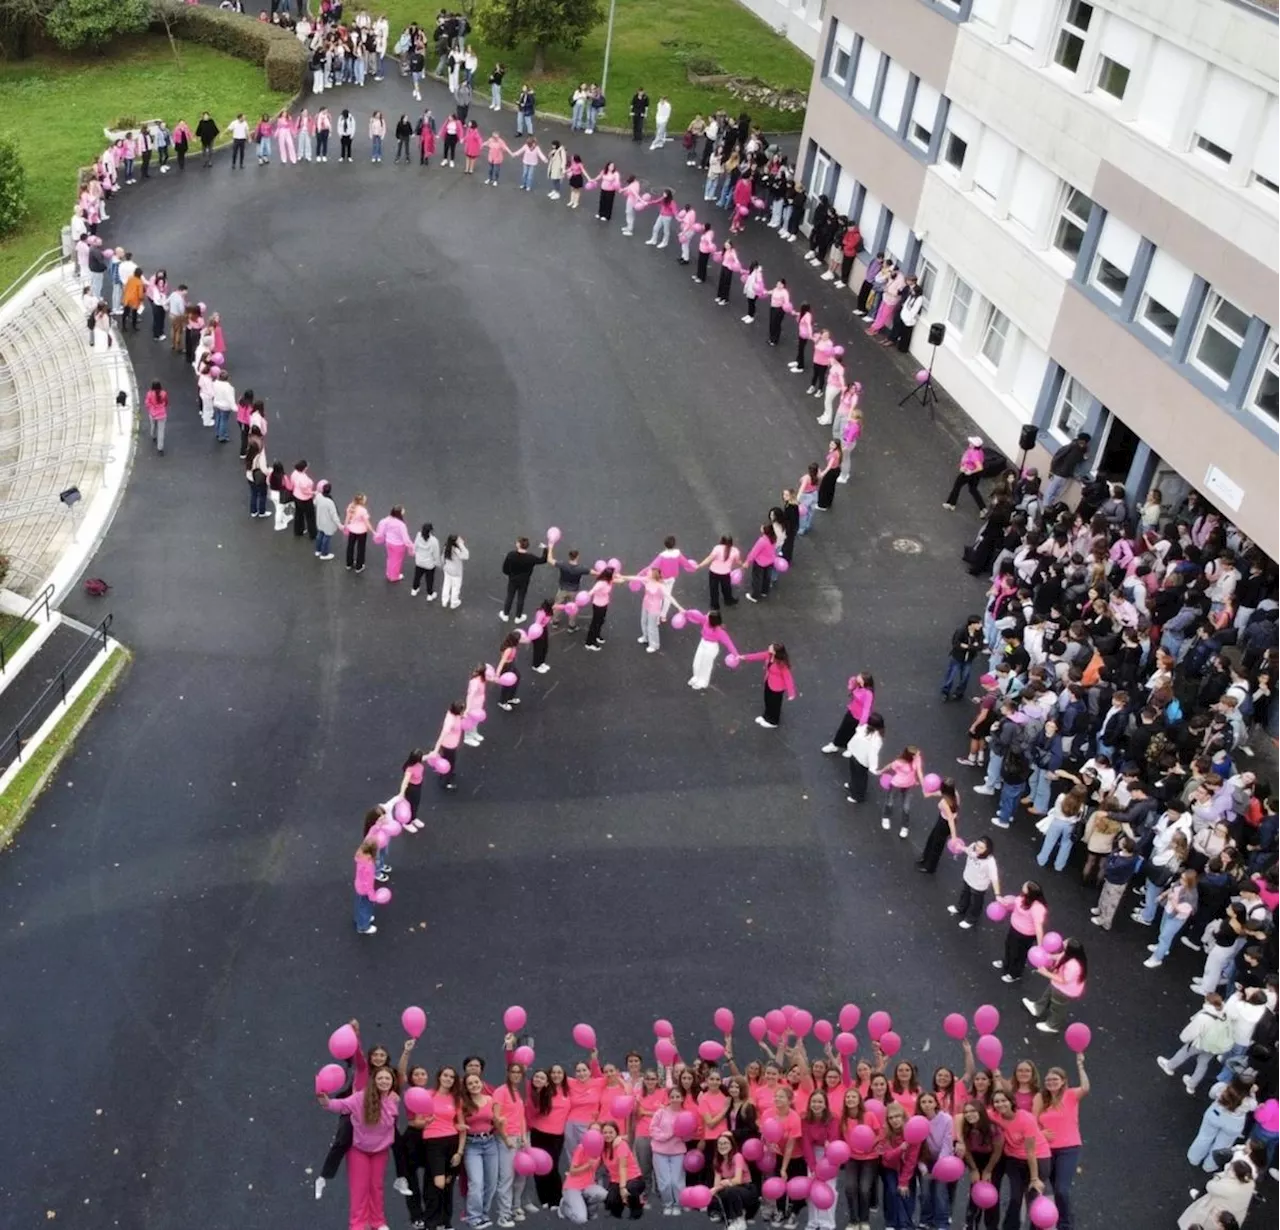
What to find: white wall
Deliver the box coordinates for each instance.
[733,0,823,59]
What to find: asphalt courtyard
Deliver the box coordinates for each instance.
[0,70,1236,1229]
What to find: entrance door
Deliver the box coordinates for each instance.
[805,148,831,227]
[1093,409,1140,484]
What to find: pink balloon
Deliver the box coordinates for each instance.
[498,671,518,688]
[564,604,580,618]
[582,1128,604,1158]
[904,1115,930,1144]
[973,1005,1000,1035]
[683,1148,705,1173]
[209,366,222,378]
[654,1019,675,1038]
[670,612,687,630]
[513,1148,537,1176]
[594,559,607,573]
[838,1004,861,1032]
[381,819,402,838]
[832,345,845,357]
[864,1098,885,1120]
[947,836,967,855]
[402,1006,427,1038]
[786,1176,811,1201]
[773,557,790,573]
[791,1009,813,1037]
[834,1032,858,1056]
[815,1158,839,1181]
[741,1137,764,1162]
[373,829,391,849]
[943,1013,968,1040]
[759,1150,777,1174]
[374,886,392,904]
[765,1009,787,1035]
[546,526,562,544]
[608,557,621,571]
[933,1155,965,1183]
[922,773,942,793]
[762,1118,783,1143]
[878,1030,901,1057]
[1028,1195,1060,1228]
[573,1023,597,1049]
[1028,945,1050,969]
[730,568,743,586]
[714,1007,735,1033]
[736,204,748,217]
[693,222,706,232]
[985,901,1009,923]
[525,623,544,640]
[513,1045,535,1065]
[628,579,644,592]
[315,1063,347,1094]
[1042,931,1064,954]
[762,1177,786,1201]
[725,653,740,669]
[975,1035,1003,1070]
[915,369,930,384]
[879,773,893,790]
[1063,1023,1092,1054]
[210,352,224,365]
[328,1025,359,1060]
[698,1040,725,1062]
[530,1147,554,1175]
[503,1005,528,1032]
[576,590,592,606]
[393,799,411,823]
[674,1110,698,1138]
[970,1181,999,1209]
[1256,1098,1279,1133]
[585,179,598,191]
[655,1038,678,1065]
[404,1086,434,1116]
[809,1181,835,1209]
[826,1140,850,1166]
[813,1018,834,1044]
[460,715,478,732]
[473,709,487,724]
[849,1124,876,1152]
[430,758,451,776]
[867,1011,891,1042]
[751,196,765,208]
[748,1015,768,1042]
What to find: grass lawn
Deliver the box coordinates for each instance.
[0,36,291,291]
[0,614,37,667]
[379,0,812,132]
[0,645,129,848]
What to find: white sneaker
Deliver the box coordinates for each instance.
[898,827,909,839]
[821,271,834,280]
[1143,956,1163,968]
[533,664,550,674]
[395,1178,412,1196]
[959,921,974,929]
[947,905,959,915]
[741,314,753,323]
[316,1177,326,1199]
[841,747,855,758]
[821,743,839,753]
[357,925,378,935]
[499,611,510,621]
[973,784,996,795]
[1156,1057,1175,1076]
[646,646,659,654]
[881,817,890,830]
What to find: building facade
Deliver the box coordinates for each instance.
[796,0,1279,558]
[736,0,824,59]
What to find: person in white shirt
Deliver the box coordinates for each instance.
[228,114,249,169]
[211,372,237,444]
[649,96,672,149]
[374,15,389,76]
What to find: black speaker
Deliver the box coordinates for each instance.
[928,321,946,346]
[1018,424,1039,452]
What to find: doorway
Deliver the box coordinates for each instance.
[1093,409,1140,484]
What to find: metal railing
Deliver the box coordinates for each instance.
[0,248,65,313]
[0,613,112,775]
[0,583,54,674]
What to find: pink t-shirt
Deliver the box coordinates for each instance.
[708,546,741,575]
[641,580,665,614]
[1037,1088,1082,1150]
[1010,898,1047,937]
[590,579,613,608]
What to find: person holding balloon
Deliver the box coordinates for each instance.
[317,1064,401,1230]
[526,1067,571,1208]
[584,566,626,650]
[650,1087,691,1213]
[494,1053,531,1227]
[837,1086,880,1230]
[953,1099,1003,1230]
[398,1038,435,1229]
[876,1103,921,1230]
[739,644,797,729]
[420,1066,464,1229]
[987,1089,1044,1230]
[917,1091,961,1230]
[460,1071,508,1229]
[559,1124,610,1223]
[429,702,465,791]
[523,599,555,673]
[915,778,961,873]
[762,1085,805,1228]
[1022,938,1088,1034]
[1033,1057,1089,1230]
[495,632,522,711]
[708,1131,757,1229]
[464,665,489,749]
[798,1088,838,1230]
[352,835,383,935]
[879,746,926,838]
[399,750,427,832]
[600,1121,646,1218]
[991,883,1048,983]
[950,837,1002,929]
[565,1042,608,1159]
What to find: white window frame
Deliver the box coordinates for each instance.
[851,40,882,109]
[978,304,1011,370]
[1051,374,1091,441]
[1190,291,1250,389]
[1089,216,1139,306]
[947,275,974,337]
[878,60,910,131]
[1248,338,1278,428]
[918,254,940,313]
[1052,0,1093,75]
[1052,184,1092,262]
[830,44,852,87]
[1136,249,1193,346]
[1094,55,1129,102]
[908,79,940,153]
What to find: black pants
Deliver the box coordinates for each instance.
[780,1157,807,1219]
[840,252,855,285]
[437,744,456,789]
[151,303,166,339]
[396,136,412,160]
[201,139,214,166]
[716,266,733,302]
[231,138,246,168]
[844,1157,877,1224]
[532,635,549,668]
[340,135,353,159]
[965,1153,1000,1230]
[708,572,735,609]
[413,565,437,594]
[530,1129,564,1205]
[744,297,757,318]
[346,532,367,569]
[141,150,152,178]
[632,114,644,141]
[701,136,714,169]
[946,472,985,510]
[499,668,521,704]
[158,145,169,169]
[605,1177,645,1217]
[848,758,869,802]
[750,562,771,600]
[794,337,808,368]
[503,578,529,618]
[831,712,858,749]
[586,604,608,645]
[320,1114,353,1180]
[122,305,139,331]
[891,317,915,352]
[918,815,950,873]
[956,882,987,922]
[598,188,616,220]
[1004,926,1035,979]
[855,279,875,314]
[185,326,199,363]
[176,143,187,169]
[768,305,785,344]
[696,249,710,282]
[293,498,317,539]
[422,1136,458,1229]
[317,130,329,157]
[1001,1158,1032,1230]
[809,362,829,393]
[711,1183,757,1221]
[763,685,784,725]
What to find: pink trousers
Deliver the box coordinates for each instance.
[346,1146,388,1230]
[278,130,297,164]
[385,542,406,581]
[868,297,896,334]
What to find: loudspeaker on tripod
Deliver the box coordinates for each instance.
[928,321,946,347]
[1018,424,1039,452]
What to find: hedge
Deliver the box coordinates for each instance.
[152,2,309,97]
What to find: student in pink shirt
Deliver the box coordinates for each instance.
[351,836,380,935]
[646,536,698,619]
[741,643,797,729]
[713,239,741,307]
[636,567,667,653]
[694,226,717,284]
[698,536,742,610]
[680,607,739,691]
[1033,1056,1089,1230]
[631,1070,666,1191]
[374,505,414,581]
[822,674,876,754]
[990,1089,1045,1226]
[526,1067,571,1207]
[515,139,547,191]
[767,279,792,346]
[584,567,623,651]
[525,599,556,673]
[807,330,835,398]
[944,437,987,512]
[144,380,168,455]
[707,1132,755,1227]
[462,666,488,749]
[676,205,698,264]
[430,702,464,792]
[343,493,373,572]
[646,188,678,248]
[881,746,926,838]
[495,632,521,711]
[275,109,297,164]
[564,1054,607,1158]
[697,1068,731,1144]
[1023,938,1088,1034]
[289,461,317,541]
[421,1066,464,1227]
[484,131,513,183]
[398,751,427,832]
[595,162,622,220]
[838,1087,881,1226]
[318,1065,400,1228]
[993,882,1048,983]
[619,174,644,236]
[740,261,766,324]
[649,1088,690,1212]
[598,1121,643,1217]
[763,1086,805,1223]
[462,121,484,172]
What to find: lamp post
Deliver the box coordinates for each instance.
[600,0,617,95]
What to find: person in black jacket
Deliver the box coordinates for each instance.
[1042,432,1091,508]
[941,616,984,702]
[195,111,219,167]
[500,537,548,623]
[393,115,414,163]
[629,89,649,142]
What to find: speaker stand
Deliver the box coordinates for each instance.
[899,343,939,419]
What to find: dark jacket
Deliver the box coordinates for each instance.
[1049,439,1088,478]
[501,547,548,582]
[195,117,219,145]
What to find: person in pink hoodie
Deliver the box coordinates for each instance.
[807,329,835,398]
[431,702,465,790]
[646,535,699,618]
[319,1063,400,1219]
[275,109,297,164]
[635,568,667,653]
[484,131,513,184]
[740,261,765,324]
[944,437,987,512]
[462,120,484,173]
[740,643,797,729]
[742,524,777,603]
[350,835,380,934]
[463,666,488,748]
[714,240,741,307]
[619,174,644,236]
[694,226,716,284]
[881,746,926,839]
[821,673,876,753]
[788,303,813,373]
[697,536,742,610]
[595,162,622,221]
[729,173,752,234]
[676,205,698,264]
[373,505,414,581]
[767,279,792,346]
[343,493,373,572]
[678,606,740,690]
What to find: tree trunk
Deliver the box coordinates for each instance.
[532,41,546,74]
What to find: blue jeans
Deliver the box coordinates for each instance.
[258,137,271,160]
[919,1175,952,1229]
[487,161,501,183]
[517,111,533,135]
[1037,818,1075,871]
[1151,909,1184,962]
[571,100,585,129]
[882,1172,916,1230]
[371,134,382,159]
[1188,1104,1248,1170]
[769,197,784,226]
[996,780,1022,824]
[375,844,389,876]
[717,180,734,209]
[520,163,535,190]
[1049,1146,1080,1230]
[250,483,268,516]
[353,891,373,932]
[941,658,972,697]
[315,531,333,557]
[982,752,1004,791]
[798,492,817,533]
[1249,1122,1278,1169]
[652,1152,684,1209]
[703,173,720,201]
[213,408,231,441]
[465,1135,499,1222]
[1028,767,1052,812]
[491,83,502,108]
[1139,878,1161,924]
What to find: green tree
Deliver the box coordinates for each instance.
[0,0,56,59]
[45,0,150,50]
[475,0,604,75]
[0,134,29,242]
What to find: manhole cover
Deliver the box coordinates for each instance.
[892,538,923,554]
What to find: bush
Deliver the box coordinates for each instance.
[46,0,150,50]
[0,135,30,242]
[152,2,308,96]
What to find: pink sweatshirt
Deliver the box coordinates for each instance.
[743,268,765,299]
[519,143,548,167]
[678,208,698,241]
[707,545,741,575]
[145,390,168,421]
[770,283,792,311]
[589,578,614,608]
[741,651,797,698]
[463,128,483,158]
[685,610,738,655]
[647,548,696,579]
[699,231,717,255]
[325,1089,400,1153]
[846,682,874,722]
[796,311,813,340]
[600,170,622,191]
[345,504,373,535]
[648,1107,688,1156]
[437,711,463,750]
[374,516,413,549]
[485,135,512,163]
[959,446,984,473]
[1008,897,1047,938]
[813,337,835,367]
[354,853,376,899]
[466,675,486,716]
[743,534,776,569]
